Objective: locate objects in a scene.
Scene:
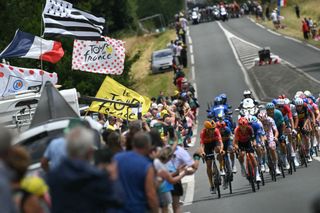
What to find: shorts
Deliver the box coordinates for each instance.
[171,181,183,196]
[238,141,254,153]
[158,191,172,207]
[223,140,233,152]
[266,140,276,149]
[204,142,220,155]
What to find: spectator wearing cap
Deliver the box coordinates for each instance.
[115,132,159,213]
[48,127,123,213]
[157,91,165,104]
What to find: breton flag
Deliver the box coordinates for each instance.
[42,0,105,40]
[279,0,287,7]
[0,30,64,64]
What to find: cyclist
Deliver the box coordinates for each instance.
[233,117,261,182]
[248,115,266,172]
[238,90,259,112]
[294,98,315,162]
[284,98,300,167]
[265,102,290,169]
[200,120,224,194]
[217,120,236,174]
[258,111,281,175]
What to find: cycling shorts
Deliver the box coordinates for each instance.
[204,141,221,156]
[238,141,254,153]
[223,140,233,152]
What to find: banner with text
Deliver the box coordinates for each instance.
[72,37,125,75]
[89,77,151,120]
[0,63,58,97]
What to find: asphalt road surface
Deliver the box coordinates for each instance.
[184,18,320,213]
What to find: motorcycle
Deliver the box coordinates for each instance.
[191,11,200,24]
[235,98,260,119]
[207,104,234,130]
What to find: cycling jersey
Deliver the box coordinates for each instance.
[279,105,293,119]
[268,109,284,130]
[234,126,254,143]
[296,103,312,122]
[289,104,297,117]
[261,117,277,148]
[200,128,222,144]
[250,120,265,144]
[218,126,232,142]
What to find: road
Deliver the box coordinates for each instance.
[183,18,320,213]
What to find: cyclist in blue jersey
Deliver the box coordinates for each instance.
[248,115,266,172]
[217,120,236,174]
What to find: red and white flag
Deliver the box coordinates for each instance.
[0,63,58,97]
[72,37,125,75]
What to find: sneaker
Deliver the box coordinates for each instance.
[232,165,237,173]
[256,175,262,182]
[241,167,246,177]
[307,156,313,162]
[210,186,216,194]
[294,157,300,167]
[220,169,226,176]
[265,165,270,173]
[275,167,281,175]
[261,164,266,172]
[223,181,228,190]
[284,159,290,170]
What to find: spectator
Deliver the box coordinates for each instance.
[302,19,309,40]
[265,5,270,20]
[115,132,159,213]
[176,42,183,66]
[0,127,17,213]
[271,9,279,29]
[157,91,165,104]
[41,118,89,172]
[311,23,317,39]
[7,146,46,213]
[47,127,122,213]
[180,44,188,68]
[154,146,187,213]
[295,5,300,18]
[125,120,143,150]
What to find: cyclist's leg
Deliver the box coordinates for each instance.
[246,142,261,180]
[268,139,280,173]
[204,143,214,188]
[227,140,236,172]
[214,143,224,173]
[237,143,246,176]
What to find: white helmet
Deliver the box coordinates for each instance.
[294,98,304,106]
[304,90,312,97]
[295,91,303,97]
[276,99,285,105]
[243,90,252,96]
[284,98,290,105]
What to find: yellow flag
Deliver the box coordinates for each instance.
[89,77,151,121]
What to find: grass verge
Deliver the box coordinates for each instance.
[256,0,320,48]
[124,30,178,98]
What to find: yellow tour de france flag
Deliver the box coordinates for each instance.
[89,77,151,120]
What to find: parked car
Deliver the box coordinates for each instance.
[151,48,173,74]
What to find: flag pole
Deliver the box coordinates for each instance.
[40,2,44,71]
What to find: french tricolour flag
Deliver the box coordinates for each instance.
[0,30,64,63]
[279,0,286,7]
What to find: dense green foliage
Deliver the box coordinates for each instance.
[0,0,182,96]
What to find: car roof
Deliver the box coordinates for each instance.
[153,48,172,54]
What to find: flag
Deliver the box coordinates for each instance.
[0,30,64,63]
[42,0,105,40]
[279,0,286,7]
[0,63,58,97]
[72,37,125,75]
[89,77,151,121]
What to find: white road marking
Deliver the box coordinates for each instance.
[267,29,281,36]
[256,23,265,29]
[314,156,320,162]
[191,66,195,80]
[217,22,261,102]
[190,54,195,65]
[307,44,320,51]
[190,45,193,54]
[282,61,320,84]
[284,36,302,43]
[188,36,192,44]
[181,174,195,206]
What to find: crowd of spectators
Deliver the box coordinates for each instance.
[0,10,201,213]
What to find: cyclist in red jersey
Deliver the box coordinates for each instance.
[233,117,261,182]
[200,120,224,193]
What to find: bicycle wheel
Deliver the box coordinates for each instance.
[279,162,285,178]
[229,175,233,194]
[247,159,256,192]
[300,146,308,168]
[261,170,265,186]
[213,162,221,198]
